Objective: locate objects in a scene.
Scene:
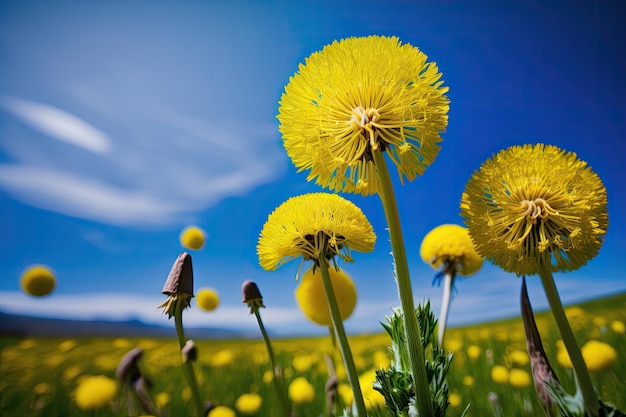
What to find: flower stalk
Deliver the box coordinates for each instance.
[438,271,454,346]
[372,148,435,417]
[538,267,598,417]
[318,259,367,417]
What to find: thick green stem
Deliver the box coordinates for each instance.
[253,306,291,417]
[538,267,598,417]
[437,273,454,347]
[372,149,435,417]
[319,262,368,417]
[174,308,204,417]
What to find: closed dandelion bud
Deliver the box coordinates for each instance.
[116,348,143,383]
[159,252,194,318]
[182,340,198,363]
[241,280,264,311]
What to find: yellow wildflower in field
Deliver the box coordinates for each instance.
[112,338,131,349]
[372,350,391,369]
[208,406,236,417]
[257,193,375,271]
[445,337,463,352]
[581,340,617,372]
[449,392,462,407]
[610,320,625,334]
[33,382,51,395]
[291,354,316,372]
[490,365,509,384]
[338,383,353,405]
[359,368,385,408]
[63,366,81,382]
[507,349,529,366]
[73,375,117,410]
[155,392,170,408]
[461,144,608,275]
[180,225,206,250]
[235,392,263,415]
[508,368,532,388]
[196,287,220,311]
[277,35,449,195]
[58,339,76,352]
[295,266,357,326]
[462,375,475,387]
[288,377,315,403]
[262,370,273,384]
[466,345,481,360]
[20,264,56,297]
[210,349,235,367]
[420,224,483,276]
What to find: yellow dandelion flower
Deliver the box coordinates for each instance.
[277,35,449,196]
[180,226,206,250]
[462,375,475,387]
[288,377,315,404]
[610,320,625,334]
[262,370,273,384]
[196,287,220,311]
[73,375,118,410]
[507,349,530,367]
[155,392,170,408]
[208,405,236,417]
[20,264,56,297]
[372,350,391,369]
[257,193,375,271]
[33,382,51,395]
[490,365,509,384]
[63,366,82,382]
[295,265,357,326]
[449,392,462,408]
[338,383,353,406]
[210,349,235,367]
[235,392,263,415]
[581,340,617,372]
[291,354,316,372]
[461,144,608,275]
[445,338,463,352]
[466,345,481,360]
[359,369,386,409]
[58,340,76,352]
[508,368,531,388]
[556,346,572,368]
[420,224,483,276]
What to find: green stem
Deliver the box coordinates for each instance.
[372,149,435,417]
[253,306,291,417]
[174,306,204,417]
[319,262,368,417]
[538,267,598,417]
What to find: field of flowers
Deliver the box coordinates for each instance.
[1,291,624,417]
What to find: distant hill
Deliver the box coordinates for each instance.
[0,310,255,339]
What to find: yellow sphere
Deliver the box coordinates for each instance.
[420,224,483,276]
[180,226,206,250]
[20,265,56,297]
[196,288,220,311]
[295,266,357,326]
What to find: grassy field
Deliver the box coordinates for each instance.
[1,292,625,416]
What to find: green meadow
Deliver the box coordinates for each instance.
[2,292,625,417]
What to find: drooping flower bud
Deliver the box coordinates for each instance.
[242,280,264,312]
[159,252,195,318]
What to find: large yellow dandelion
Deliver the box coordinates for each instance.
[73,375,118,410]
[277,35,449,195]
[257,193,375,271]
[461,143,608,276]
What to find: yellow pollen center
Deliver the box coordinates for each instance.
[350,106,381,150]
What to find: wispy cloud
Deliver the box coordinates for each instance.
[1,97,112,155]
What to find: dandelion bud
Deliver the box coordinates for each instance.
[242,280,264,311]
[162,252,194,296]
[116,348,143,383]
[182,340,198,363]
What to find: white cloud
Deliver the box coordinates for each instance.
[1,97,112,155]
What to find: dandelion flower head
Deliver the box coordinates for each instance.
[295,265,357,326]
[420,224,483,276]
[257,193,375,271]
[20,264,56,297]
[208,406,236,417]
[235,392,263,415]
[196,287,220,311]
[461,144,608,276]
[277,35,449,195]
[508,368,531,388]
[73,375,118,410]
[581,340,617,372]
[288,377,315,403]
[180,226,206,250]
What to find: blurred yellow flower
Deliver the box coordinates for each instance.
[508,368,531,388]
[210,349,235,367]
[180,226,206,250]
[262,370,273,384]
[420,224,483,276]
[208,405,236,417]
[581,340,617,372]
[359,369,385,408]
[58,339,76,352]
[73,375,117,410]
[155,392,170,408]
[372,350,391,369]
[490,365,509,384]
[445,338,463,352]
[466,345,481,360]
[235,392,263,415]
[462,375,475,387]
[257,193,375,271]
[63,366,81,382]
[291,354,316,372]
[33,382,51,395]
[277,35,449,195]
[20,264,56,297]
[196,287,220,311]
[295,266,357,326]
[507,349,529,367]
[338,383,353,406]
[449,392,462,407]
[610,320,625,334]
[461,144,608,275]
[288,377,315,403]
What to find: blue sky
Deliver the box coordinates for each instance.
[1,0,625,337]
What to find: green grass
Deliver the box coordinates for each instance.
[1,292,625,416]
